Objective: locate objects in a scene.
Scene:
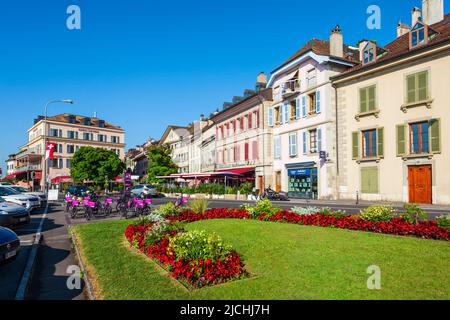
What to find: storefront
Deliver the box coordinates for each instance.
[286,162,318,199]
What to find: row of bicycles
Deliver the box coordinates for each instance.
[64,192,154,220]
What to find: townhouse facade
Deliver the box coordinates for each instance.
[332,2,449,204]
[159,125,192,173]
[7,113,126,189]
[266,28,359,199]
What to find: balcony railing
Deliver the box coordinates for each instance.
[281,80,300,96]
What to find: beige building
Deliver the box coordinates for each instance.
[20,113,125,189]
[332,4,449,204]
[159,125,192,173]
[210,73,274,192]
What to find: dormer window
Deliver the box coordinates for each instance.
[363,43,376,64]
[83,118,91,126]
[410,20,428,48]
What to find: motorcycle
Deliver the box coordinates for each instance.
[262,187,289,201]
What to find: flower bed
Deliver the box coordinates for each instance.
[165,208,450,241]
[125,221,247,288]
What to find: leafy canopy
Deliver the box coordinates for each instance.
[70,147,125,186]
[147,144,178,183]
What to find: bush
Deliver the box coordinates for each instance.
[318,207,348,219]
[291,206,320,216]
[360,205,396,222]
[156,202,181,217]
[168,230,233,261]
[144,221,185,246]
[401,204,428,224]
[239,182,254,195]
[241,199,281,217]
[226,186,237,195]
[188,198,209,214]
[435,214,450,229]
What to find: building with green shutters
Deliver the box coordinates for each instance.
[331,3,449,204]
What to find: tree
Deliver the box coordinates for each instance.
[147,144,178,183]
[71,147,125,187]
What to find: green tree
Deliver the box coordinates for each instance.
[147,144,178,183]
[71,147,125,187]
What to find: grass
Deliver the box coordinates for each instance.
[71,219,450,300]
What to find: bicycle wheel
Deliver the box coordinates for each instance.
[70,206,77,219]
[85,207,92,221]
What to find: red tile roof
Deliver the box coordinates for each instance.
[334,13,450,79]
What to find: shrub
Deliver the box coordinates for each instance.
[318,207,348,219]
[291,206,321,216]
[241,199,281,217]
[226,186,237,194]
[360,205,396,222]
[157,202,181,217]
[188,198,209,214]
[401,204,428,224]
[239,182,254,195]
[168,230,232,261]
[435,214,450,229]
[144,221,185,246]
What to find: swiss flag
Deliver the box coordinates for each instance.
[45,142,57,160]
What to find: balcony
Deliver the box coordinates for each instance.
[281,80,300,98]
[15,149,43,162]
[216,160,258,170]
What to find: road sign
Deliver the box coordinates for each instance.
[319,151,327,160]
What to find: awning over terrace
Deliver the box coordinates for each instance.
[1,171,26,180]
[156,171,244,180]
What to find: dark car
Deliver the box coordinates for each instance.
[66,185,92,197]
[0,196,31,228]
[0,227,20,265]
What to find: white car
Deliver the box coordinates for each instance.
[7,186,47,208]
[0,186,40,213]
[131,184,158,197]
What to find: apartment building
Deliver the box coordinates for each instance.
[266,28,359,199]
[211,73,273,192]
[332,0,450,204]
[15,113,125,189]
[199,123,216,173]
[5,154,16,176]
[159,125,191,173]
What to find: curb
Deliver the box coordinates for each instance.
[69,229,95,300]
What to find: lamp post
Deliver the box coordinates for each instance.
[42,99,74,195]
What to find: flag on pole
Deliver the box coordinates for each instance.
[45,142,57,160]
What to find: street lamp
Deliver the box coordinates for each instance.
[42,99,74,194]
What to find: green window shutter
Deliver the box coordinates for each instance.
[361,167,379,194]
[417,71,428,101]
[359,88,367,113]
[352,131,360,160]
[396,124,406,156]
[429,118,441,154]
[377,127,384,157]
[368,86,376,111]
[406,74,416,103]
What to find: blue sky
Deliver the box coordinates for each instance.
[1,0,449,173]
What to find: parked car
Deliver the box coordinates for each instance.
[131,184,158,197]
[5,186,47,208]
[0,226,21,265]
[0,182,12,186]
[66,185,92,197]
[0,196,30,228]
[0,186,40,213]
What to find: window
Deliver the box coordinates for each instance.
[268,108,274,127]
[361,166,379,194]
[409,121,429,154]
[274,106,281,124]
[252,111,258,128]
[98,134,107,142]
[410,21,427,48]
[363,43,376,64]
[234,144,240,162]
[83,118,91,126]
[359,85,377,113]
[50,129,61,138]
[67,145,75,154]
[362,129,377,158]
[66,159,71,168]
[248,113,253,129]
[273,136,281,159]
[406,71,429,104]
[306,68,317,88]
[67,131,78,139]
[289,132,298,157]
[309,129,318,153]
[283,103,289,124]
[244,142,249,161]
[111,136,120,144]
[308,92,316,114]
[252,141,258,160]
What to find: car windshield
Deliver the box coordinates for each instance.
[0,197,4,203]
[0,188,17,196]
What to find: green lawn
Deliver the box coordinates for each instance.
[71,219,450,300]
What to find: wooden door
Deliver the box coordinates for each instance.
[275,172,281,192]
[408,165,432,204]
[258,176,264,195]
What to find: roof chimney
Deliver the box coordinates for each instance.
[257,72,267,85]
[412,7,422,26]
[330,25,344,58]
[397,20,411,38]
[422,0,444,25]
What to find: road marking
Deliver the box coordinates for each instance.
[15,204,49,300]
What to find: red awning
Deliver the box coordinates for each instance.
[1,171,26,180]
[51,176,72,183]
[218,168,255,175]
[114,176,123,181]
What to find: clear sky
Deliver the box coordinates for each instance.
[1,0,449,174]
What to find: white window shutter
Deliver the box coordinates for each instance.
[316,90,321,113]
[302,96,307,118]
[268,108,274,127]
[317,128,322,152]
[295,98,300,119]
[302,131,307,154]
